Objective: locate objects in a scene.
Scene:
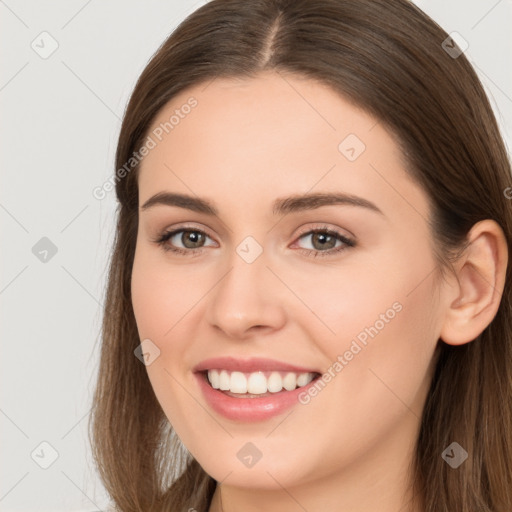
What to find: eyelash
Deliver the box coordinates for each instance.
[152,224,356,259]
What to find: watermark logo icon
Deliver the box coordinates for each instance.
[236,442,263,468]
[134,338,161,366]
[32,237,58,263]
[236,236,263,264]
[338,134,366,161]
[442,32,469,59]
[441,441,468,468]
[31,441,59,469]
[31,31,59,59]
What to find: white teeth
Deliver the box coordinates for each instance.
[206,369,316,394]
[282,372,297,391]
[247,372,267,394]
[267,371,283,393]
[297,372,311,387]
[208,369,220,389]
[230,371,247,393]
[218,370,230,390]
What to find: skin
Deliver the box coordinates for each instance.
[131,70,508,512]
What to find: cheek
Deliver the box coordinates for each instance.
[289,241,439,420]
[131,247,207,340]
[130,248,215,423]
[313,254,440,440]
[131,268,171,338]
[131,258,202,444]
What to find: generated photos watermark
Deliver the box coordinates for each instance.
[92,96,198,200]
[298,300,403,405]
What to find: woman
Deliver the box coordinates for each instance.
[89,0,512,510]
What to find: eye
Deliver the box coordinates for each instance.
[293,225,356,258]
[153,227,216,256]
[153,224,356,258]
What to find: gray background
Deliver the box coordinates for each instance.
[1,0,511,510]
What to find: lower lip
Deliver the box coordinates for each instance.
[194,372,320,422]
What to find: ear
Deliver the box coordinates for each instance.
[440,219,508,346]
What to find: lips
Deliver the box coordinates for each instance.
[193,356,321,374]
[192,356,323,421]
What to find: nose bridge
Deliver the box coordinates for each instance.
[206,237,286,337]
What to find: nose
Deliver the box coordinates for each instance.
[206,249,287,340]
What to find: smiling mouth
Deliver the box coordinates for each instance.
[201,369,322,398]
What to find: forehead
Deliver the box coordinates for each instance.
[137,71,428,224]
[144,71,379,158]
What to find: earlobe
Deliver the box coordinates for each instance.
[440,219,508,346]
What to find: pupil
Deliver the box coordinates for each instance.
[314,233,334,249]
[184,231,203,248]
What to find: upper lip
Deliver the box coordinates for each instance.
[193,356,321,374]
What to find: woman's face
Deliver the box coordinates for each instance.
[131,71,447,497]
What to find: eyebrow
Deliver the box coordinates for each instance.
[140,191,384,217]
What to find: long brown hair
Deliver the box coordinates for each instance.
[89,0,512,510]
